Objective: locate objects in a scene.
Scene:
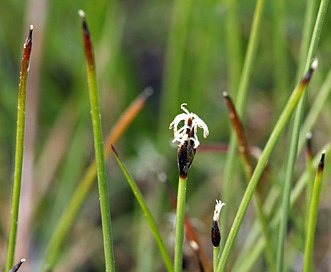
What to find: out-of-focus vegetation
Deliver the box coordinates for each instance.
[0,0,330,271]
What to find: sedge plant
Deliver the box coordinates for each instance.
[78,10,115,271]
[5,26,33,272]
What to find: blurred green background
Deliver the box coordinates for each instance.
[0,0,330,271]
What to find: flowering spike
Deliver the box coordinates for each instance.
[170,103,209,176]
[170,103,209,149]
[211,200,225,247]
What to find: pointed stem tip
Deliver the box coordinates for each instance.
[302,58,318,84]
[9,259,26,272]
[318,150,325,171]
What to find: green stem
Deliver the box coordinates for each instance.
[6,26,33,272]
[222,0,264,247]
[232,145,330,272]
[305,133,314,237]
[213,246,219,272]
[303,151,326,272]
[216,63,316,272]
[78,10,115,272]
[276,0,328,270]
[111,145,174,272]
[174,175,188,272]
[42,89,150,271]
[223,92,275,271]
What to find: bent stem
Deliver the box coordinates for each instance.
[6,26,33,272]
[78,10,115,271]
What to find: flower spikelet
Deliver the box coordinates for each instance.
[169,103,209,149]
[169,103,209,176]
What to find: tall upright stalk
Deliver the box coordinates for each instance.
[216,61,317,272]
[6,26,33,272]
[222,0,265,244]
[276,0,329,270]
[78,10,115,272]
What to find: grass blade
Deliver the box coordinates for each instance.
[111,145,174,272]
[6,25,33,271]
[303,151,326,272]
[216,60,318,272]
[78,10,115,271]
[42,88,151,270]
[276,0,329,269]
[222,0,265,241]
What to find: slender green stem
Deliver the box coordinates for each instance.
[78,10,115,272]
[232,145,330,272]
[111,145,174,272]
[174,175,188,272]
[305,133,314,236]
[6,26,33,272]
[297,0,317,79]
[213,246,219,272]
[42,89,150,271]
[223,92,275,271]
[300,66,331,150]
[273,0,288,107]
[222,0,264,247]
[276,0,328,270]
[216,63,316,272]
[303,151,326,272]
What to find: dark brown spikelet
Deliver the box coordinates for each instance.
[178,138,196,178]
[211,220,221,247]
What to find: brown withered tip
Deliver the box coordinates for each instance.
[318,150,325,171]
[24,25,33,48]
[110,144,118,155]
[306,132,313,158]
[211,220,221,247]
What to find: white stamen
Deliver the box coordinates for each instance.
[213,200,225,222]
[169,103,209,149]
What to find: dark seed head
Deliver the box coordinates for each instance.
[211,220,221,247]
[178,139,196,177]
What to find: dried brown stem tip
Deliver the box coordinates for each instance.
[318,150,325,172]
[9,259,26,272]
[78,9,94,68]
[306,132,313,159]
[21,25,33,70]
